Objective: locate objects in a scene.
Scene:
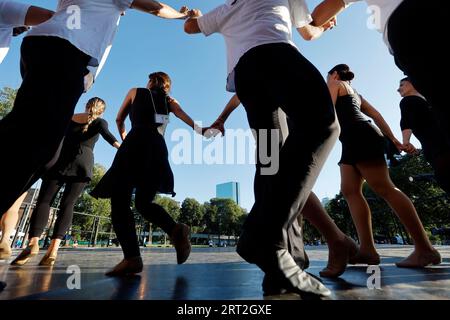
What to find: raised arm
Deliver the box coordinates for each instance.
[298,17,336,41]
[168,97,202,134]
[311,0,346,27]
[116,89,135,141]
[131,0,188,19]
[360,96,403,149]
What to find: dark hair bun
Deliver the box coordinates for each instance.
[328,64,355,82]
[340,70,355,82]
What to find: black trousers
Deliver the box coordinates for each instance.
[0,36,89,214]
[388,0,450,146]
[28,178,86,240]
[235,43,339,269]
[111,185,177,259]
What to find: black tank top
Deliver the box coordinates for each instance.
[335,93,369,138]
[129,88,170,135]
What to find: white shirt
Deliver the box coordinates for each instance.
[27,0,132,67]
[343,0,404,48]
[198,0,313,92]
[0,1,31,64]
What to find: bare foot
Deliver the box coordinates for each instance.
[320,236,358,278]
[396,249,441,268]
[105,257,143,277]
[348,250,380,265]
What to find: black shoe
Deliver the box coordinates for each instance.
[262,271,328,299]
[0,281,6,292]
[262,275,288,296]
[238,231,330,298]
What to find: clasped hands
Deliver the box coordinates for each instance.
[179,6,202,19]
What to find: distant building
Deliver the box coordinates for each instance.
[216,182,240,205]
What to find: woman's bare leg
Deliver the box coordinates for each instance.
[340,164,380,264]
[0,193,27,259]
[302,192,358,277]
[356,159,440,268]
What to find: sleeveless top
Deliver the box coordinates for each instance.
[130,88,170,136]
[335,93,371,140]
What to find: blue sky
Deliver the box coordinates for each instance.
[0,0,413,211]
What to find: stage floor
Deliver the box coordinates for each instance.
[1,245,449,300]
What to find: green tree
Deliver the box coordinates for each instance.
[325,193,358,241]
[72,164,112,243]
[0,87,17,119]
[202,201,218,235]
[204,198,247,239]
[154,196,181,221]
[179,198,204,233]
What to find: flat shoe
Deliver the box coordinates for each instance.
[11,245,39,266]
[106,257,143,277]
[39,254,57,266]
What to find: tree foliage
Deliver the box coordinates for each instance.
[0,87,17,119]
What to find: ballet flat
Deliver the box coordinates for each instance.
[39,254,57,266]
[11,244,39,266]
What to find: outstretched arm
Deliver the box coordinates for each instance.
[169,97,202,134]
[116,89,135,141]
[311,0,346,27]
[360,96,403,150]
[208,94,241,135]
[131,0,188,19]
[298,17,336,41]
[98,120,121,149]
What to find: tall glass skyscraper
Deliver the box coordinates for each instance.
[216,182,240,205]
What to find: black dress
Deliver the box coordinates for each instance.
[336,94,385,165]
[48,118,118,182]
[91,88,175,198]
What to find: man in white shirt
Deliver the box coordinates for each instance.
[0,1,54,64]
[0,4,53,293]
[310,0,450,150]
[184,0,339,298]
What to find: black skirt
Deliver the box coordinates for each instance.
[48,145,94,182]
[339,122,386,166]
[90,127,175,199]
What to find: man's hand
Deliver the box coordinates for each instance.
[187,9,202,18]
[402,142,418,154]
[322,16,337,31]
